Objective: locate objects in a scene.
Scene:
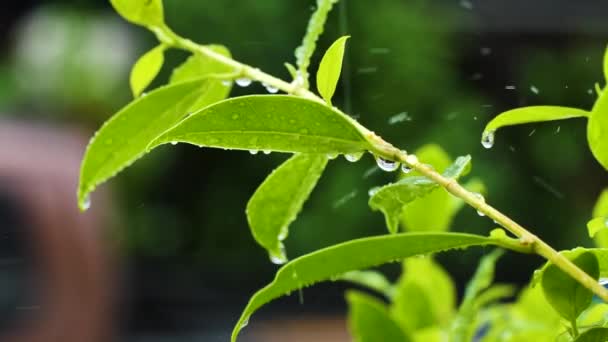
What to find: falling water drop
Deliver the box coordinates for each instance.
[481,131,495,149]
[375,156,400,172]
[235,77,252,87]
[344,152,363,162]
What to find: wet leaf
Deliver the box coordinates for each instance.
[592,189,608,247]
[130,44,165,97]
[316,36,349,104]
[149,95,371,154]
[247,154,328,263]
[110,0,164,27]
[588,90,608,170]
[574,327,608,342]
[231,232,494,341]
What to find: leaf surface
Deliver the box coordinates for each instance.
[110,0,164,27]
[588,90,608,170]
[347,290,410,342]
[130,44,165,97]
[316,36,349,104]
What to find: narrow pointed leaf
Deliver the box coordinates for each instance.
[169,45,235,111]
[149,95,371,154]
[231,232,494,341]
[78,79,219,210]
[588,90,608,170]
[316,36,349,104]
[347,290,411,342]
[130,45,165,98]
[541,251,599,322]
[339,270,395,299]
[247,154,328,263]
[604,45,608,84]
[592,189,608,247]
[588,217,608,238]
[483,106,589,145]
[450,249,503,342]
[369,155,471,234]
[574,327,608,341]
[110,0,164,27]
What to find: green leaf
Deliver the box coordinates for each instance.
[541,251,599,322]
[391,258,455,331]
[339,270,395,299]
[247,154,328,264]
[130,45,165,98]
[450,249,504,342]
[482,106,589,147]
[604,45,608,84]
[588,90,608,170]
[369,155,471,234]
[169,45,235,112]
[148,95,371,154]
[399,144,456,232]
[588,217,608,239]
[592,189,608,247]
[231,232,494,341]
[78,79,213,210]
[473,283,516,309]
[110,0,164,27]
[574,327,608,342]
[346,290,411,342]
[316,36,349,104]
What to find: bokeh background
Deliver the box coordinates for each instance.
[1,0,607,340]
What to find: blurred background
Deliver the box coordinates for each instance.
[0,0,607,340]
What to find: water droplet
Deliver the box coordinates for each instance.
[477,210,485,217]
[240,318,249,328]
[81,196,91,210]
[235,78,252,87]
[249,150,259,155]
[600,278,608,288]
[604,217,608,228]
[368,187,381,197]
[221,80,231,87]
[344,152,363,162]
[471,192,486,216]
[141,92,148,97]
[170,141,178,146]
[262,83,279,94]
[269,244,287,265]
[401,164,412,174]
[326,153,338,160]
[481,131,495,149]
[375,156,399,172]
[263,150,271,155]
[530,85,539,94]
[505,85,516,90]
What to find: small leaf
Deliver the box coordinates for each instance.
[391,258,455,331]
[346,290,411,342]
[592,189,608,247]
[78,79,222,210]
[588,89,608,170]
[450,249,504,342]
[231,232,494,341]
[604,44,608,84]
[110,0,164,27]
[541,251,599,322]
[130,45,165,98]
[574,327,608,342]
[170,46,235,112]
[588,217,608,239]
[339,270,395,299]
[247,154,328,263]
[369,155,471,234]
[316,36,349,104]
[482,106,589,146]
[149,95,371,154]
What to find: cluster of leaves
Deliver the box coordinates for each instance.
[78,0,608,341]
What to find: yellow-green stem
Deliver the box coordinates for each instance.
[155,24,608,303]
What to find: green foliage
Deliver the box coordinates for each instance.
[339,270,395,299]
[392,258,456,331]
[110,0,164,27]
[130,44,165,97]
[541,251,599,323]
[450,249,504,342]
[483,106,589,136]
[604,45,608,85]
[591,189,608,247]
[148,95,372,154]
[588,89,608,170]
[574,328,608,341]
[246,154,328,264]
[316,36,349,104]
[369,155,471,234]
[347,290,411,342]
[78,79,216,210]
[231,232,494,341]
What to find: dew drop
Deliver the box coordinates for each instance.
[263,150,271,155]
[269,244,287,265]
[481,131,495,149]
[375,156,400,172]
[81,196,91,210]
[326,153,338,160]
[221,80,231,87]
[262,83,279,94]
[170,141,178,146]
[471,192,486,216]
[368,187,381,197]
[240,318,249,328]
[344,152,363,162]
[477,210,486,217]
[235,77,252,87]
[401,164,413,174]
[249,150,259,155]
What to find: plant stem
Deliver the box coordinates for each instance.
[157,25,608,303]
